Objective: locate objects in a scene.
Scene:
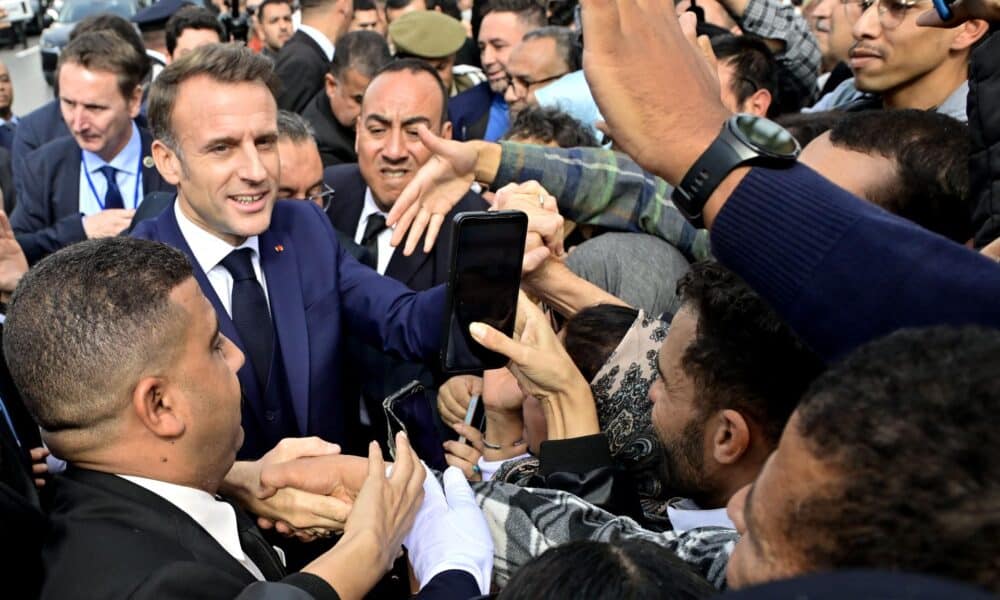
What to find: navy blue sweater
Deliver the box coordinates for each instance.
[711,164,1000,362]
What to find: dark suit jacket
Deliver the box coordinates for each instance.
[0,121,15,152]
[11,128,175,264]
[448,81,494,142]
[43,468,480,600]
[302,90,357,167]
[275,30,331,114]
[11,100,68,202]
[131,199,446,458]
[0,146,15,214]
[324,163,488,291]
[324,164,487,460]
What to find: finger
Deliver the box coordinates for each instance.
[35,478,46,488]
[389,432,414,485]
[274,437,341,461]
[257,517,276,530]
[443,439,480,463]
[468,321,525,365]
[422,214,445,254]
[403,208,431,256]
[390,200,421,247]
[442,466,480,510]
[415,122,452,157]
[450,421,482,445]
[32,463,48,474]
[29,447,50,460]
[522,247,550,275]
[366,440,387,485]
[0,211,13,239]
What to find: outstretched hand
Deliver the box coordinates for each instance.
[387,125,480,256]
[0,210,27,298]
[468,293,599,440]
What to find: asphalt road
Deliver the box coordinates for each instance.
[1,34,54,117]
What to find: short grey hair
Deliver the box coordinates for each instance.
[277,110,316,143]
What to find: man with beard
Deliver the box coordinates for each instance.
[448,0,545,141]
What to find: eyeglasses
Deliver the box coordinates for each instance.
[507,72,569,96]
[307,184,336,211]
[839,0,928,28]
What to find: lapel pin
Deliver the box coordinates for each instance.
[274,244,284,253]
[142,156,155,168]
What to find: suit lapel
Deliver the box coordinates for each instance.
[155,206,266,422]
[259,228,310,435]
[68,469,262,585]
[385,244,431,287]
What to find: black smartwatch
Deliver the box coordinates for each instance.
[671,114,800,227]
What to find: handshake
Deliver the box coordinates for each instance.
[221,434,494,597]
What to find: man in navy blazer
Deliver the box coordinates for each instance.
[132,44,446,460]
[11,32,173,264]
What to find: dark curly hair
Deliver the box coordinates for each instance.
[677,261,823,443]
[789,326,1000,593]
[502,106,598,148]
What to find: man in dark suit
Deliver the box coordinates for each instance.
[11,14,150,202]
[274,0,353,113]
[448,0,545,141]
[3,236,491,599]
[11,33,174,264]
[133,44,448,461]
[325,60,488,440]
[302,30,390,167]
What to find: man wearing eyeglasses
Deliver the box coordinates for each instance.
[807,0,988,120]
[503,27,578,117]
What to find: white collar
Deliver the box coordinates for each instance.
[296,24,334,61]
[146,48,169,65]
[359,187,387,225]
[666,497,735,534]
[117,474,251,569]
[174,200,261,276]
[82,122,142,175]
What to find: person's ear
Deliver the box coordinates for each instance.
[440,120,453,140]
[127,85,143,119]
[324,72,338,97]
[131,377,186,439]
[950,18,989,51]
[151,139,183,186]
[743,88,772,118]
[711,409,751,465]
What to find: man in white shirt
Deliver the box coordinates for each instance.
[274,0,353,113]
[5,236,493,599]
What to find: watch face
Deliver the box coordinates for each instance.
[732,114,801,159]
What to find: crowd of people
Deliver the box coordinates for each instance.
[0,0,998,596]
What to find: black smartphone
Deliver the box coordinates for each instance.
[441,210,528,374]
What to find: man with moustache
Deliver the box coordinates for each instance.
[807,0,989,120]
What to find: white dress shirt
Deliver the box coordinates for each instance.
[666,497,735,534]
[353,187,396,275]
[117,474,266,580]
[174,201,271,316]
[78,122,144,215]
[296,23,334,61]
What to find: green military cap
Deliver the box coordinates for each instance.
[389,11,466,59]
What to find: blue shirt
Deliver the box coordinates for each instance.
[78,122,144,214]
[483,94,509,142]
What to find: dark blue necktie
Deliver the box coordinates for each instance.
[220,249,274,392]
[97,165,125,209]
[360,213,388,269]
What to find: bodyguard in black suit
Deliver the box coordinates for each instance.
[325,163,487,291]
[7,237,490,600]
[300,30,391,167]
[9,32,173,264]
[325,60,489,450]
[274,0,353,114]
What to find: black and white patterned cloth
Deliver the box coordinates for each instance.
[741,0,822,105]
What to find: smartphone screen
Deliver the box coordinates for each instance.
[441,211,527,374]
